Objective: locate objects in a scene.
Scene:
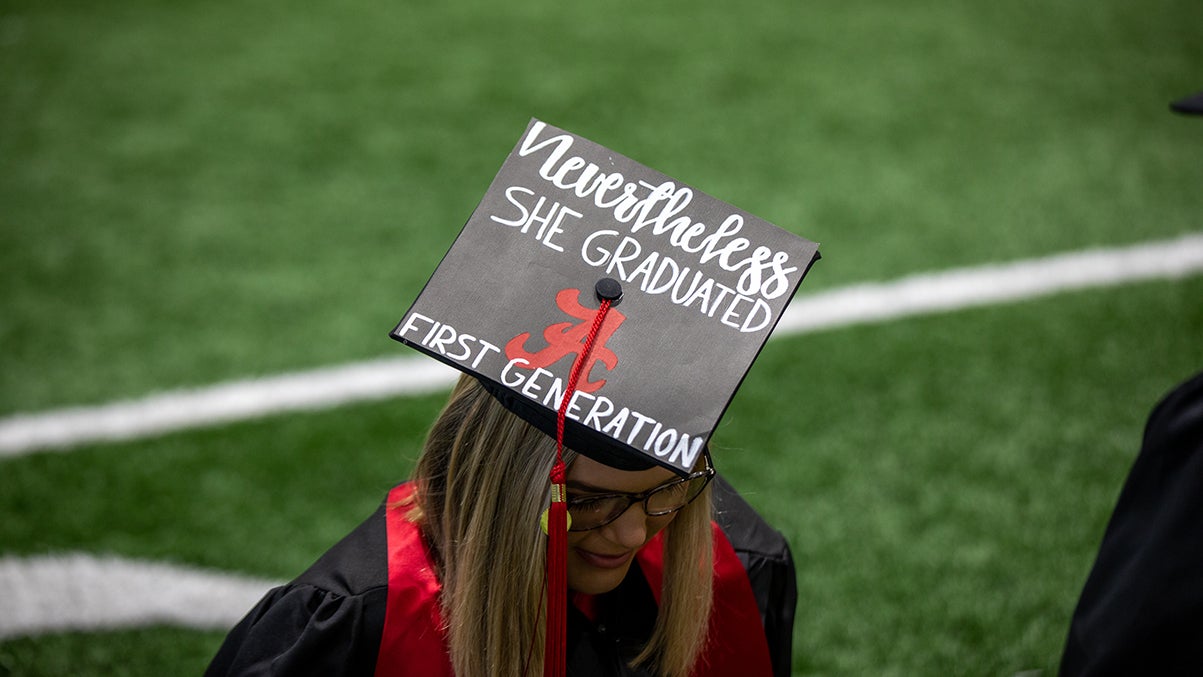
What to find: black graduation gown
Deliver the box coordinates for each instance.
[206,475,797,677]
[1060,370,1203,675]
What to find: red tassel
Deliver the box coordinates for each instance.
[543,297,611,677]
[543,469,568,677]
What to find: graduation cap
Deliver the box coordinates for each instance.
[391,118,820,478]
[1170,90,1203,116]
[390,119,819,677]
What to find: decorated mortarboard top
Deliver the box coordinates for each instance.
[391,119,820,477]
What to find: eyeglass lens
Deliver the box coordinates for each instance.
[567,472,711,531]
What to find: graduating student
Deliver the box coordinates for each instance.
[206,120,821,677]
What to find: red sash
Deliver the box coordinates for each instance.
[374,484,774,677]
[374,484,453,677]
[636,526,775,677]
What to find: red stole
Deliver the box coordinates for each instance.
[374,484,774,677]
[636,525,776,677]
[374,484,453,677]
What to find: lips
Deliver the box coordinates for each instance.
[574,548,634,570]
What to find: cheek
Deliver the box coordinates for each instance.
[565,511,678,552]
[644,512,677,540]
[566,530,589,549]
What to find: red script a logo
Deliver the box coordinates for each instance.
[505,288,626,393]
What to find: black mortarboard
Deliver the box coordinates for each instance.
[1170,90,1203,116]
[390,119,820,477]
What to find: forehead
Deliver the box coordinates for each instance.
[567,454,677,493]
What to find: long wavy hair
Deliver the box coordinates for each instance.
[408,375,714,677]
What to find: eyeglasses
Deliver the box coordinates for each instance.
[566,466,716,532]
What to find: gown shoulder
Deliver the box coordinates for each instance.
[205,503,391,677]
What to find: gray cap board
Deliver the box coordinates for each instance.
[391,119,821,476]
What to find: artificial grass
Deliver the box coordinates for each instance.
[3,0,1201,673]
[720,276,1203,674]
[2,275,1199,674]
[0,627,225,677]
[0,390,445,577]
[2,0,1200,414]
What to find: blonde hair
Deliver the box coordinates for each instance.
[409,375,713,677]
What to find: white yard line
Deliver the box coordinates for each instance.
[3,232,1203,459]
[0,357,461,457]
[0,552,280,639]
[774,231,1203,334]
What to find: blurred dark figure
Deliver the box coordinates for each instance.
[1169,90,1203,116]
[1060,370,1203,674]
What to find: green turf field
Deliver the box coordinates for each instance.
[2,0,1200,674]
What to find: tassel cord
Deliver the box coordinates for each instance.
[543,297,612,677]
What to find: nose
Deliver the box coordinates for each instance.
[599,501,649,549]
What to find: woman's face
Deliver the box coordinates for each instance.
[564,455,679,595]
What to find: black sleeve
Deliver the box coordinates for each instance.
[205,583,388,677]
[1060,370,1203,675]
[712,474,798,677]
[206,503,391,677]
